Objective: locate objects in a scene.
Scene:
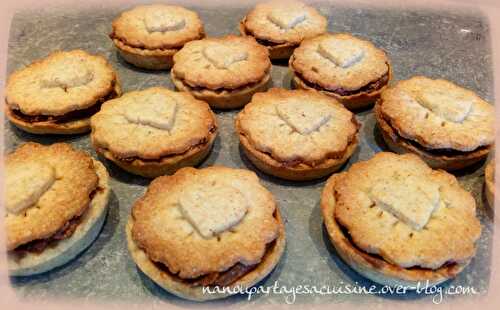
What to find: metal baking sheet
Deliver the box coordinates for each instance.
[4,2,494,307]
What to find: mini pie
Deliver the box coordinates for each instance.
[485,159,495,209]
[5,50,121,135]
[171,35,272,109]
[90,87,218,178]
[5,142,110,276]
[375,76,494,171]
[110,4,205,70]
[239,0,327,60]
[127,166,285,301]
[321,152,481,287]
[290,33,391,110]
[236,88,360,181]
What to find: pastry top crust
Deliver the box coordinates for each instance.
[111,4,204,50]
[5,143,99,250]
[332,152,481,270]
[379,76,495,151]
[172,35,271,90]
[236,88,359,165]
[242,0,327,45]
[131,166,279,279]
[485,159,495,193]
[90,87,217,160]
[5,50,117,116]
[290,33,390,91]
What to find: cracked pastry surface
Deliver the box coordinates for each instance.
[378,76,494,152]
[90,87,217,177]
[239,0,327,59]
[236,88,359,180]
[128,166,285,300]
[171,35,271,109]
[321,152,481,286]
[5,50,119,134]
[5,143,99,251]
[110,4,204,70]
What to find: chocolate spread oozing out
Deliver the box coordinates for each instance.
[295,69,389,96]
[12,187,102,255]
[9,87,118,124]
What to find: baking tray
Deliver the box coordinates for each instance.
[4,2,494,307]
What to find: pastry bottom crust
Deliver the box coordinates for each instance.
[6,83,121,135]
[8,160,110,276]
[375,103,491,171]
[485,160,495,209]
[291,65,392,111]
[126,208,286,301]
[238,21,295,60]
[238,130,358,181]
[321,174,468,288]
[113,38,177,70]
[171,71,272,110]
[94,131,217,178]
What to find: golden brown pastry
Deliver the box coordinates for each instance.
[236,88,359,180]
[485,159,495,209]
[5,143,110,276]
[90,87,217,178]
[375,76,494,171]
[171,35,272,109]
[5,50,120,134]
[290,33,391,110]
[239,0,327,59]
[127,166,286,300]
[110,4,205,70]
[321,152,481,287]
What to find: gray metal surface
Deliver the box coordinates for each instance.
[5,2,494,307]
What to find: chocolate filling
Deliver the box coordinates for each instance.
[378,108,490,157]
[12,187,102,256]
[294,68,389,96]
[9,86,118,124]
[175,70,270,93]
[153,239,277,287]
[110,33,188,52]
[255,38,288,48]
